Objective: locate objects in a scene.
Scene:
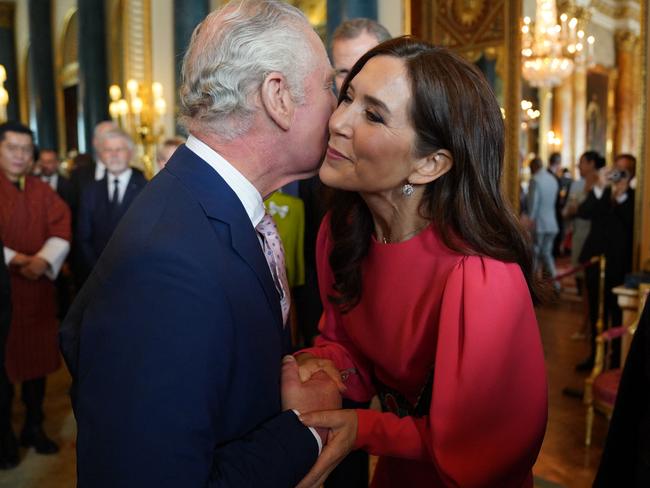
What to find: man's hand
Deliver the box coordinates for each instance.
[295,409,358,488]
[19,256,49,280]
[611,175,630,200]
[295,353,346,392]
[281,355,342,446]
[9,253,30,268]
[281,356,342,413]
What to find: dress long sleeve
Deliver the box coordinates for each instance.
[355,256,547,487]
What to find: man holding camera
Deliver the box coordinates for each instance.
[576,153,636,371]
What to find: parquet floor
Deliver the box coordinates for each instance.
[0,277,607,487]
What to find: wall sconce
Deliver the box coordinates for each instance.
[0,65,9,123]
[108,79,167,178]
[547,130,562,150]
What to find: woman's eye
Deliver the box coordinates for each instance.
[365,110,384,124]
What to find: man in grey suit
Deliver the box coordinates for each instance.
[527,157,560,289]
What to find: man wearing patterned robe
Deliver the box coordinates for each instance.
[0,121,71,467]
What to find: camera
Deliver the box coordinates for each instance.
[607,169,629,183]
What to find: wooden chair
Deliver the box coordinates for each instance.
[584,279,650,446]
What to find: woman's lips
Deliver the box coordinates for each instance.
[326,146,349,161]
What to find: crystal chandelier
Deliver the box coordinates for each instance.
[521,0,595,87]
[108,79,167,178]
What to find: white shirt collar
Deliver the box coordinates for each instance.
[41,173,58,191]
[106,168,132,202]
[185,134,265,227]
[95,160,107,181]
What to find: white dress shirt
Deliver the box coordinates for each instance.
[40,173,59,192]
[106,168,133,205]
[184,134,323,454]
[593,185,628,204]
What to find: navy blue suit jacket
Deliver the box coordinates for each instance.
[60,146,318,487]
[76,169,146,276]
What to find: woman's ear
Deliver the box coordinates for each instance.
[409,149,453,185]
[260,72,294,131]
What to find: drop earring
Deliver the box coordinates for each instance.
[401,183,414,197]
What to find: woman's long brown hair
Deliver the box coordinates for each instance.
[327,37,542,312]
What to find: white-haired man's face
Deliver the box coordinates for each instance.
[288,29,337,176]
[99,136,133,177]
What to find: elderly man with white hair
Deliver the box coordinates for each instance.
[60,1,340,487]
[75,127,146,280]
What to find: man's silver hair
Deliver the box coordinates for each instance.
[92,120,118,150]
[96,127,135,152]
[332,18,391,44]
[179,0,318,140]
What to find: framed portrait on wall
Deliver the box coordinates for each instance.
[586,66,615,162]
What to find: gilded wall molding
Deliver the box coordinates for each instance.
[591,0,640,21]
[636,0,648,270]
[615,29,640,52]
[414,0,520,206]
[55,8,79,155]
[124,0,152,88]
[504,0,522,208]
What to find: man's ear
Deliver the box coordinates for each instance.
[408,149,453,185]
[260,72,294,131]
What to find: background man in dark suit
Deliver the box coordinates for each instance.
[297,18,391,346]
[35,148,74,209]
[76,128,146,280]
[68,120,117,206]
[295,18,391,488]
[60,1,340,486]
[34,147,76,318]
[577,152,636,371]
[68,121,118,289]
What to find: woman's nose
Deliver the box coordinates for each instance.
[329,104,352,138]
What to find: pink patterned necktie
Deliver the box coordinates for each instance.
[256,212,290,326]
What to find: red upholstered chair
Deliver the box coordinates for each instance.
[584,283,650,446]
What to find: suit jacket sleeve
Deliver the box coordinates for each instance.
[612,189,634,231]
[76,187,98,274]
[527,178,539,221]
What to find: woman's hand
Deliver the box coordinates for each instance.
[296,409,358,488]
[295,353,346,393]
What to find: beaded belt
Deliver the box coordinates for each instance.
[374,369,433,418]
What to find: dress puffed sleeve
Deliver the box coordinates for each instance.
[354,255,548,487]
[297,215,376,403]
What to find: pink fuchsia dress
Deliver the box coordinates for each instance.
[299,216,548,487]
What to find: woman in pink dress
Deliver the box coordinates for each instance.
[294,37,548,488]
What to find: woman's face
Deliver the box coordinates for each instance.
[578,156,593,178]
[319,55,424,194]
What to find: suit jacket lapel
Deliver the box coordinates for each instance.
[165,146,283,329]
[122,174,140,209]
